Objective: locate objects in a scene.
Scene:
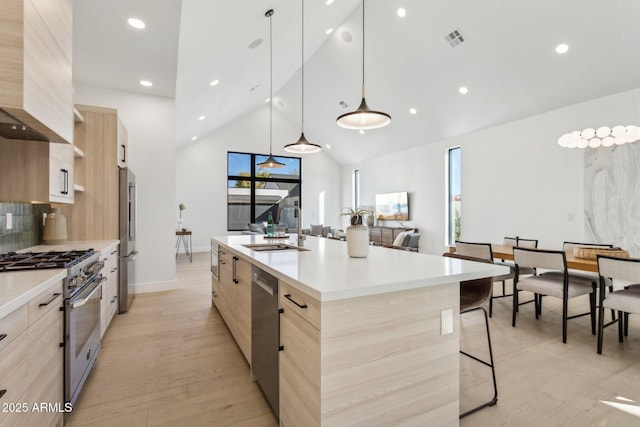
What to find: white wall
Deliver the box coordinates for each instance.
[74,83,177,292]
[342,89,640,255]
[176,104,342,252]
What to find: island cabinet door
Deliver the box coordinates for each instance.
[279,306,320,426]
[215,247,233,326]
[233,256,251,363]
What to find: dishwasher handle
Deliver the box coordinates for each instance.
[254,275,275,296]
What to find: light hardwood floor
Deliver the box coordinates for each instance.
[68,253,640,426]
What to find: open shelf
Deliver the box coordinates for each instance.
[73,145,85,158]
[73,184,85,192]
[73,107,85,123]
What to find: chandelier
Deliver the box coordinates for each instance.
[557,125,640,148]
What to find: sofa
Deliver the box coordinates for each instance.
[301,224,337,238]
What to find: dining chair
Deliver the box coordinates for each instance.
[455,241,514,318]
[491,237,539,317]
[596,255,640,354]
[512,247,596,343]
[542,241,614,319]
[442,252,497,418]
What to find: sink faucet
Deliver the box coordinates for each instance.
[278,205,305,247]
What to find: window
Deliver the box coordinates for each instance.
[227,152,302,231]
[352,169,360,208]
[446,147,461,245]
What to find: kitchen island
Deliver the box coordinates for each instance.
[212,234,507,426]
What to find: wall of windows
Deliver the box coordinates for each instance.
[227,152,302,231]
[446,147,461,245]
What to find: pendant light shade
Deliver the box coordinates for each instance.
[258,9,285,169]
[336,0,391,130]
[284,0,321,154]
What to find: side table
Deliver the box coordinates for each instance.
[176,229,192,262]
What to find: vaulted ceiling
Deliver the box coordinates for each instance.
[73,0,640,165]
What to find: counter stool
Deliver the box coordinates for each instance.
[443,252,498,418]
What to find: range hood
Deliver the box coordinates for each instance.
[0,109,51,142]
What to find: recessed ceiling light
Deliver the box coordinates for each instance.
[140,80,152,87]
[325,144,331,149]
[198,116,205,121]
[397,8,407,18]
[265,98,270,103]
[277,100,285,108]
[210,79,220,86]
[555,43,569,54]
[458,86,468,95]
[127,18,146,29]
[326,0,335,5]
[409,108,417,115]
[341,31,353,43]
[326,28,334,35]
[248,38,263,49]
[191,136,198,141]
[359,130,365,135]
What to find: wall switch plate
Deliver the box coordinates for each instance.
[6,213,12,230]
[441,308,453,335]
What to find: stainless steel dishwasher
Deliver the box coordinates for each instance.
[251,265,279,418]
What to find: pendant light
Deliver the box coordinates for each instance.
[284,0,322,154]
[258,9,285,169]
[336,0,391,130]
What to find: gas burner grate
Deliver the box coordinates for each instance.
[0,250,95,272]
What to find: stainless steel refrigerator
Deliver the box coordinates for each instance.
[119,167,137,313]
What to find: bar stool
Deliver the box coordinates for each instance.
[176,229,192,262]
[443,252,498,418]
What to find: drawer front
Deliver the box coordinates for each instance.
[28,297,63,385]
[279,282,321,329]
[0,304,28,352]
[0,391,30,427]
[0,332,29,425]
[28,280,63,326]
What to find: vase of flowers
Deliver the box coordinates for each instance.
[341,208,371,258]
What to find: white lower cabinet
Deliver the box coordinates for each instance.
[100,243,120,338]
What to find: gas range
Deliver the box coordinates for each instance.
[0,249,102,298]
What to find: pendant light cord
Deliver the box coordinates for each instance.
[301,0,305,132]
[270,11,274,153]
[361,0,365,99]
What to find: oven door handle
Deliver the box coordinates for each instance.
[71,278,105,309]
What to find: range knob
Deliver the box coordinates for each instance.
[68,275,83,289]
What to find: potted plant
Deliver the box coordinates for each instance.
[341,208,371,258]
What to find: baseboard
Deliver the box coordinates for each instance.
[134,278,178,294]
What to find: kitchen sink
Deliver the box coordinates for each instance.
[242,243,309,252]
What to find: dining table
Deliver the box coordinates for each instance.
[489,244,598,272]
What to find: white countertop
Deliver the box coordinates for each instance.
[212,235,509,301]
[22,240,119,253]
[0,269,67,318]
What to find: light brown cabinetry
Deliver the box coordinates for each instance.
[57,105,127,240]
[0,0,73,145]
[279,282,460,426]
[368,226,414,245]
[214,245,251,363]
[0,280,64,427]
[0,140,74,204]
[100,243,119,338]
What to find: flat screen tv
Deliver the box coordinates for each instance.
[375,192,409,221]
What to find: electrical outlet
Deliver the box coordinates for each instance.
[43,212,48,226]
[441,308,453,335]
[6,213,12,230]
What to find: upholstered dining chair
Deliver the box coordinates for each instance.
[512,247,596,343]
[490,237,538,317]
[455,241,513,317]
[596,255,640,354]
[442,252,498,418]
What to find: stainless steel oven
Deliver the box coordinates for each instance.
[211,240,219,280]
[65,273,104,406]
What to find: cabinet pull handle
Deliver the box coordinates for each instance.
[39,292,61,307]
[0,390,5,400]
[233,256,238,284]
[0,334,6,342]
[121,144,126,163]
[111,296,118,303]
[284,294,307,309]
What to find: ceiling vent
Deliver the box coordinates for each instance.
[445,28,465,47]
[338,100,349,109]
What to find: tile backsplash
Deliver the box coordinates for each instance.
[0,202,51,253]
